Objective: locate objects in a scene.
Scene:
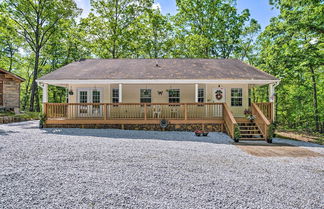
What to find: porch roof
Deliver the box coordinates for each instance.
[37,59,278,83]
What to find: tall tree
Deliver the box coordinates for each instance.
[0,15,22,72]
[257,0,323,131]
[235,18,261,64]
[85,0,154,58]
[3,0,80,111]
[174,0,250,58]
[131,6,173,58]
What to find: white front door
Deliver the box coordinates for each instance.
[212,88,226,117]
[77,88,103,117]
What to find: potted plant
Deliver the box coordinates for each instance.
[244,109,256,122]
[195,130,209,136]
[202,131,209,136]
[195,130,203,136]
[39,113,47,129]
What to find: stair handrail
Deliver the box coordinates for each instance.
[223,103,238,139]
[251,103,271,140]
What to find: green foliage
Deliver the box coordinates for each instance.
[255,0,323,132]
[234,124,241,140]
[173,0,251,58]
[268,123,276,139]
[39,113,47,128]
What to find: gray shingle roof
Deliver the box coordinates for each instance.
[38,59,278,81]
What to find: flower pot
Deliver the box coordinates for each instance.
[202,132,209,136]
[195,130,203,137]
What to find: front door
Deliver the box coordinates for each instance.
[77,88,103,117]
[212,88,226,117]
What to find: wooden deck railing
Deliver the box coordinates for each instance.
[255,102,273,122]
[252,103,271,140]
[45,103,224,120]
[223,103,237,138]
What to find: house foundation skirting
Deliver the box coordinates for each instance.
[44,123,224,132]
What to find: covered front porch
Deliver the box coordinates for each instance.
[38,80,277,141]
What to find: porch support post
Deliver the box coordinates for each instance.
[42,83,48,114]
[269,83,274,103]
[195,83,198,103]
[43,83,48,103]
[269,82,278,122]
[119,83,122,103]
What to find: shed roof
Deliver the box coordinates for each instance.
[0,68,25,82]
[38,59,278,81]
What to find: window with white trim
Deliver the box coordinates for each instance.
[112,88,119,103]
[92,90,101,103]
[168,89,180,103]
[140,89,152,103]
[231,88,242,106]
[198,88,204,103]
[79,91,88,103]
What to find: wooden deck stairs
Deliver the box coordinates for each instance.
[238,122,264,141]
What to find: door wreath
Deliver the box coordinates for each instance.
[215,90,223,100]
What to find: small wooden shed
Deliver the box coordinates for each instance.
[0,68,25,111]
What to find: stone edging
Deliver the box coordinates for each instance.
[0,116,33,124]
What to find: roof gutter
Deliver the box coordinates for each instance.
[36,79,279,85]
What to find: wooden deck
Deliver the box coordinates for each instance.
[44,102,273,140]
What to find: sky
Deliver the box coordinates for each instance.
[75,0,279,30]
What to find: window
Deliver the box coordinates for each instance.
[79,91,88,114]
[231,88,242,106]
[140,89,151,103]
[92,90,101,103]
[79,91,88,103]
[168,89,180,103]
[92,90,101,114]
[112,88,119,103]
[198,88,204,103]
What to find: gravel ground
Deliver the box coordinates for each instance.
[0,121,323,209]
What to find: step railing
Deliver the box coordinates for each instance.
[252,103,271,140]
[255,102,273,122]
[223,103,238,139]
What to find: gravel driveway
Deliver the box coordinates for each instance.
[1,121,323,209]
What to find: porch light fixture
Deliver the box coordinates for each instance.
[68,89,74,95]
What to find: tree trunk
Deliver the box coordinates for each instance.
[35,87,40,112]
[29,49,40,112]
[9,48,14,72]
[309,65,320,132]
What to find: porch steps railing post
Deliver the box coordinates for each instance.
[184,104,188,120]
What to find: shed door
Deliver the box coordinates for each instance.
[0,80,3,106]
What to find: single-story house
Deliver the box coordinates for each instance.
[0,68,25,112]
[37,59,280,142]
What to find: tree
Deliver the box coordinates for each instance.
[131,7,173,58]
[0,15,22,72]
[256,0,323,131]
[174,0,250,58]
[3,0,80,111]
[235,18,261,64]
[85,0,154,58]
